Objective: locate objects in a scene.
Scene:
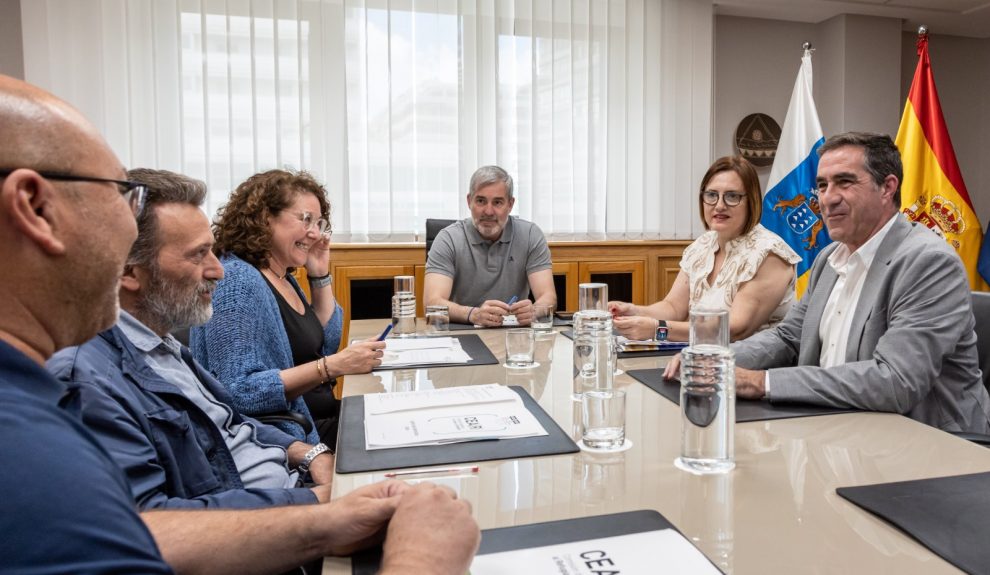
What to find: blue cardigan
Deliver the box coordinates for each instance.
[191,253,343,443]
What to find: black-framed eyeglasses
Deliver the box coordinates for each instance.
[701,190,745,207]
[0,168,147,217]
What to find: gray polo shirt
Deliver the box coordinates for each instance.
[118,311,297,489]
[426,216,552,306]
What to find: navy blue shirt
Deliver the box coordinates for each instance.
[0,340,172,573]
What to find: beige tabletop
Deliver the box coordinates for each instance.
[326,319,990,574]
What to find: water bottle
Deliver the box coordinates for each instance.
[572,309,614,399]
[391,276,416,337]
[675,308,735,474]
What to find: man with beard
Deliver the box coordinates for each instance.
[48,168,336,510]
[424,165,556,327]
[3,73,478,575]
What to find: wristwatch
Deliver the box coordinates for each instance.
[298,442,332,473]
[655,320,669,342]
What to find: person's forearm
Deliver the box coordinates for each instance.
[640,300,681,321]
[310,282,337,326]
[279,362,325,401]
[143,507,328,575]
[431,296,473,324]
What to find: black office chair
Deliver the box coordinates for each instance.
[425,218,457,256]
[952,291,990,447]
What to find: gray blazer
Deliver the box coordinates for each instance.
[733,214,990,433]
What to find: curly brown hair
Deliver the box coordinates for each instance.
[213,169,331,269]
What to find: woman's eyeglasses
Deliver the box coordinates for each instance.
[701,190,745,207]
[294,211,331,237]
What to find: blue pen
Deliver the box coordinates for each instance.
[507,295,519,306]
[377,323,394,341]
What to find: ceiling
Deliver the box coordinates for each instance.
[715,0,990,38]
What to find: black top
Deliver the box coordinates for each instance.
[263,277,338,420]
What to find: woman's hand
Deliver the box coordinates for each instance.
[613,315,656,340]
[306,234,332,278]
[326,340,386,376]
[607,301,637,317]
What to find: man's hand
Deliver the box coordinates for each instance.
[379,483,480,575]
[735,367,767,399]
[663,353,681,381]
[474,299,511,327]
[608,301,637,317]
[613,316,656,340]
[320,480,410,556]
[509,299,534,326]
[326,340,386,376]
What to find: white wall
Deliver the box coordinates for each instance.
[0,0,23,78]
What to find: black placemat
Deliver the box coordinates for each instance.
[561,329,687,358]
[352,509,722,574]
[627,368,856,422]
[837,472,990,575]
[335,385,579,474]
[373,333,498,371]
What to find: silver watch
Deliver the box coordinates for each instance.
[298,442,331,473]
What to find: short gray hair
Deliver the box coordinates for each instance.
[468,165,514,200]
[126,168,208,268]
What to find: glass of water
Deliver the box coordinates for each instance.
[675,308,735,474]
[505,328,536,368]
[532,304,554,333]
[582,389,626,450]
[425,305,449,334]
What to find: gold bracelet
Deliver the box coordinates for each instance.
[319,356,331,383]
[315,357,327,384]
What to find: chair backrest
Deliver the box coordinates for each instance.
[971,291,990,394]
[425,218,457,256]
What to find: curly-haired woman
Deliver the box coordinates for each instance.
[191,169,383,446]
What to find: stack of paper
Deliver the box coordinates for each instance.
[380,337,472,367]
[364,384,549,450]
[617,336,689,352]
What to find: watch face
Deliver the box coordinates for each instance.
[656,327,669,341]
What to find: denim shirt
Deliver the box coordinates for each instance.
[48,324,318,510]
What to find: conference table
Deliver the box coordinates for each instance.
[324,319,990,574]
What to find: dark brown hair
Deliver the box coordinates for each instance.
[213,169,330,269]
[698,156,762,235]
[818,131,902,204]
[126,168,208,269]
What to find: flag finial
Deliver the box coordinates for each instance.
[916,26,929,55]
[802,42,812,50]
[917,25,928,36]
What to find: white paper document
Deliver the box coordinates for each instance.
[378,337,472,367]
[364,384,548,450]
[469,529,720,574]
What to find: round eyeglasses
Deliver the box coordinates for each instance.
[294,211,331,237]
[701,190,745,207]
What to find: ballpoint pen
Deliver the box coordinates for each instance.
[377,323,394,341]
[384,465,480,478]
[507,295,519,305]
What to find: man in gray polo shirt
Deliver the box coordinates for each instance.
[425,165,556,326]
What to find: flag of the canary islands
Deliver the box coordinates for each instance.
[897,32,987,291]
[762,48,830,298]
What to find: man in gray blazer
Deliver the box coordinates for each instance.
[688,132,990,433]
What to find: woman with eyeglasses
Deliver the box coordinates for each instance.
[608,156,801,342]
[191,169,384,445]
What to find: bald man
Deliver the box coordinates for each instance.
[0,74,479,574]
